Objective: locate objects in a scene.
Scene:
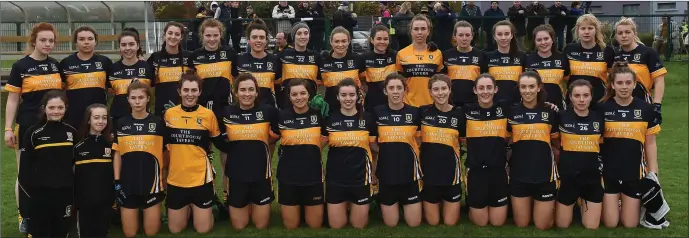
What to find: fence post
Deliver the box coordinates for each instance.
[666,18,673,59]
[15,23,22,52]
[324,17,331,51]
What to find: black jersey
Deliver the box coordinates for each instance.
[19,121,76,189]
[564,43,615,104]
[419,105,465,186]
[277,48,322,108]
[236,52,281,107]
[558,109,604,178]
[114,114,165,195]
[323,111,377,187]
[486,50,526,104]
[462,102,509,169]
[614,45,667,103]
[60,53,112,127]
[360,50,397,111]
[273,107,324,185]
[373,104,422,185]
[190,46,238,111]
[221,104,278,182]
[598,98,660,181]
[320,51,364,111]
[507,104,559,183]
[147,50,191,116]
[74,134,115,207]
[5,56,62,126]
[442,48,488,105]
[108,60,153,119]
[525,52,570,109]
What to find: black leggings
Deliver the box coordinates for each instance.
[25,187,73,238]
[77,204,112,237]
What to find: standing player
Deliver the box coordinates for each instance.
[373,73,423,228]
[109,30,153,124]
[526,24,570,110]
[276,22,322,109]
[443,21,487,106]
[419,74,464,226]
[113,82,165,237]
[4,23,62,233]
[323,78,377,229]
[360,24,397,112]
[613,18,667,123]
[148,21,191,116]
[564,14,615,104]
[555,79,604,229]
[220,74,277,230]
[486,20,526,105]
[19,91,75,237]
[191,18,238,201]
[598,62,660,228]
[237,19,281,107]
[507,71,560,230]
[396,15,443,107]
[74,104,115,237]
[61,25,113,127]
[320,26,364,112]
[464,74,510,227]
[273,78,327,229]
[164,73,227,234]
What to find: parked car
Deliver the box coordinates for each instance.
[352,31,370,53]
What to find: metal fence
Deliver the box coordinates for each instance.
[1,14,687,61]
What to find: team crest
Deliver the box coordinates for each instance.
[138,68,146,76]
[496,107,503,117]
[555,60,562,67]
[220,51,227,59]
[347,60,354,68]
[593,122,600,132]
[183,58,188,65]
[514,57,520,65]
[256,111,264,120]
[267,62,274,71]
[634,109,642,119]
[66,132,73,141]
[64,205,72,218]
[405,114,413,123]
[472,56,479,64]
[633,53,641,61]
[148,123,157,132]
[95,62,103,69]
[387,57,393,63]
[451,118,458,127]
[429,55,434,60]
[597,52,604,60]
[197,117,203,125]
[542,112,549,121]
[308,55,315,63]
[359,119,366,128]
[104,148,112,157]
[310,115,318,124]
[51,63,58,71]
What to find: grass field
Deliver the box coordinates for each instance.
[1,62,687,237]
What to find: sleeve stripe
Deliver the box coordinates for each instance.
[650,68,668,79]
[647,125,661,135]
[4,84,20,93]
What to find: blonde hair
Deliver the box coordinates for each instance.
[574,14,606,48]
[199,18,226,41]
[400,2,412,14]
[409,14,433,39]
[614,17,644,45]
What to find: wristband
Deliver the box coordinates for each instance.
[5,127,13,132]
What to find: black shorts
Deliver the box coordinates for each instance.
[421,183,463,204]
[377,181,422,206]
[510,180,558,201]
[557,173,604,205]
[16,123,30,149]
[603,177,643,199]
[121,192,165,209]
[325,183,373,205]
[166,182,216,210]
[227,178,274,208]
[278,181,324,206]
[466,167,509,209]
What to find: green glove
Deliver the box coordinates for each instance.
[163,100,176,112]
[308,94,329,118]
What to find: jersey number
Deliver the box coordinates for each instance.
[136,125,143,131]
[528,114,536,120]
[580,125,588,131]
[439,118,446,124]
[393,117,400,122]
